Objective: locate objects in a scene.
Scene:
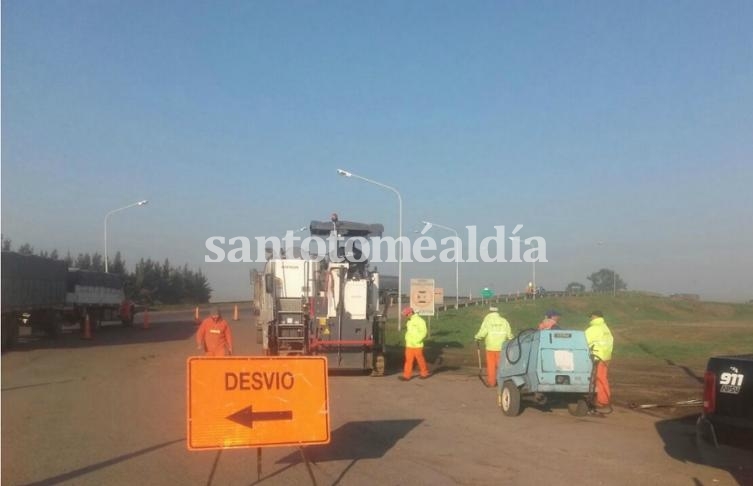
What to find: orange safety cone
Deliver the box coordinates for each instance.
[82,313,92,340]
[194,306,200,324]
[233,304,239,321]
[142,308,150,330]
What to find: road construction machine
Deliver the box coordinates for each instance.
[254,216,387,375]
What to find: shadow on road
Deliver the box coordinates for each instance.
[6,318,197,353]
[654,415,753,485]
[270,419,423,485]
[20,438,185,486]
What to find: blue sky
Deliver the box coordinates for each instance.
[3,1,752,301]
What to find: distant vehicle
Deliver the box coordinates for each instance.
[1,251,136,350]
[697,354,753,449]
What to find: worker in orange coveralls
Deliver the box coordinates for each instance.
[196,306,233,356]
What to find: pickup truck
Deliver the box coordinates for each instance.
[697,354,753,448]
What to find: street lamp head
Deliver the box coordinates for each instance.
[336,169,352,177]
[137,200,149,206]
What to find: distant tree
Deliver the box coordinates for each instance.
[39,250,49,258]
[64,252,74,268]
[110,251,126,275]
[90,253,104,272]
[565,282,586,294]
[18,243,35,255]
[1,235,11,251]
[50,249,59,260]
[587,269,627,293]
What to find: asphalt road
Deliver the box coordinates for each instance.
[2,308,751,485]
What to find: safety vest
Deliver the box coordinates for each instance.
[475,312,513,351]
[585,317,613,361]
[405,314,428,348]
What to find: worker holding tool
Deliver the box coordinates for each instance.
[538,310,561,330]
[400,307,430,381]
[196,306,234,356]
[585,311,613,408]
[474,306,513,387]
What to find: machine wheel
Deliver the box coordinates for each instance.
[371,354,385,377]
[500,381,521,417]
[568,399,589,417]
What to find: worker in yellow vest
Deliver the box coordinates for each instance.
[585,311,614,408]
[475,306,513,387]
[400,307,430,381]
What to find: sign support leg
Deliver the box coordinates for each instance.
[257,447,262,481]
[299,446,317,486]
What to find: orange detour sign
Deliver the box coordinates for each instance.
[187,356,330,450]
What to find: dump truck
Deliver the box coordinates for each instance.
[1,251,135,349]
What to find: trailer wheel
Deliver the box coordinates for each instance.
[568,399,589,417]
[500,381,521,417]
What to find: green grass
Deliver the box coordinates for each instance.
[386,294,753,368]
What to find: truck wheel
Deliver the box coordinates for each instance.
[500,381,521,416]
[568,399,589,417]
[1,317,19,350]
[46,319,63,338]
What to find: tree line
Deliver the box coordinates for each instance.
[1,236,211,304]
[566,268,628,294]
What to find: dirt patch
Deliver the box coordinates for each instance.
[610,357,703,417]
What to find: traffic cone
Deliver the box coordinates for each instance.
[82,313,92,340]
[194,306,200,324]
[142,308,150,330]
[233,304,239,321]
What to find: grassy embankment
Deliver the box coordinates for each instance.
[385,293,753,370]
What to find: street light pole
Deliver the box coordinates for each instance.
[421,220,459,310]
[104,200,149,273]
[337,169,404,331]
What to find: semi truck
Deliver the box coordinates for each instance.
[1,251,134,350]
[253,216,387,375]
